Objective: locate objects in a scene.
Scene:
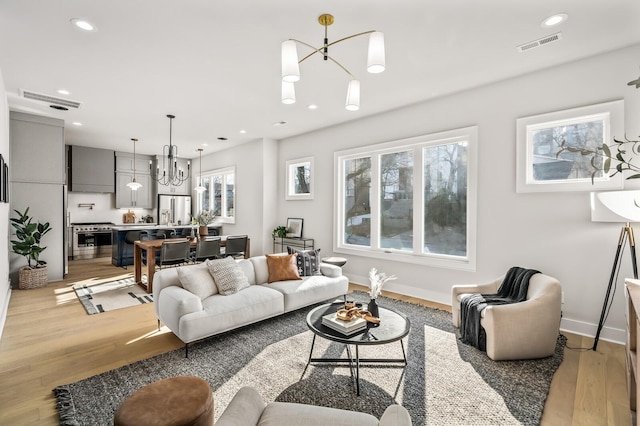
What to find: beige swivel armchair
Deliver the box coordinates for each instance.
[451,272,562,361]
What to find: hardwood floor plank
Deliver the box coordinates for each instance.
[0,259,631,425]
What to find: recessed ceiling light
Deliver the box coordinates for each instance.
[57,89,70,95]
[72,122,82,126]
[272,121,287,126]
[239,130,247,134]
[202,143,208,146]
[307,104,318,110]
[70,18,97,32]
[217,137,228,141]
[541,13,568,28]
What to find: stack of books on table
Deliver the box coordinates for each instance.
[322,312,367,335]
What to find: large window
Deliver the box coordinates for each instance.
[197,166,235,223]
[335,126,477,270]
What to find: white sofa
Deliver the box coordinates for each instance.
[216,386,412,426]
[153,255,349,355]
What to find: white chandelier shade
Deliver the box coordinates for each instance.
[280,14,384,111]
[367,32,385,73]
[194,148,206,193]
[281,81,296,104]
[345,80,360,111]
[281,40,300,83]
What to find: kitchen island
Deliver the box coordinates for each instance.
[111,224,222,267]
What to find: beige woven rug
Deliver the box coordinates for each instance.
[73,274,152,315]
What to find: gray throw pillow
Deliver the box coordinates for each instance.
[206,257,249,296]
[177,263,218,299]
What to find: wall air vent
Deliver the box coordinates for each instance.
[20,89,81,109]
[517,32,562,53]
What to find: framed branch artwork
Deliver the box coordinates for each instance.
[516,99,624,193]
[285,157,314,200]
[286,217,303,238]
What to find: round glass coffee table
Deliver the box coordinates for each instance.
[305,301,410,395]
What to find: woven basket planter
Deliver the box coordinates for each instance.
[18,265,48,290]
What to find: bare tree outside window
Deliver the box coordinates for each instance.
[424,142,467,256]
[380,151,413,251]
[344,157,371,246]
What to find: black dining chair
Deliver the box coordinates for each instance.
[193,236,221,263]
[122,230,148,269]
[156,229,176,239]
[158,239,191,269]
[223,235,248,259]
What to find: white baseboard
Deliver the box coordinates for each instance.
[348,275,624,345]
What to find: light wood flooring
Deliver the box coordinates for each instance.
[0,258,631,425]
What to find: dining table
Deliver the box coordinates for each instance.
[134,236,250,293]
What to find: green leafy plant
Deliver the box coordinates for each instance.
[195,210,216,225]
[10,208,52,268]
[272,225,287,238]
[556,135,640,182]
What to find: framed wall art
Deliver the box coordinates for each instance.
[286,217,303,238]
[516,99,624,193]
[285,157,314,200]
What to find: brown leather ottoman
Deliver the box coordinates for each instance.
[114,376,214,426]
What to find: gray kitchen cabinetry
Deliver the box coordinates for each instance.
[115,151,153,208]
[154,156,191,195]
[69,145,115,192]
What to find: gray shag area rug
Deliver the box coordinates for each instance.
[53,292,565,425]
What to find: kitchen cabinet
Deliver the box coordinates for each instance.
[115,151,153,208]
[154,156,191,195]
[10,112,65,184]
[69,145,115,192]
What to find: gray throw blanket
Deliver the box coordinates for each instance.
[459,266,540,351]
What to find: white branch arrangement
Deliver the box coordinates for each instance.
[368,267,397,299]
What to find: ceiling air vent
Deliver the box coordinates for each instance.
[517,32,562,53]
[20,89,81,109]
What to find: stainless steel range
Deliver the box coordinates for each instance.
[71,222,114,260]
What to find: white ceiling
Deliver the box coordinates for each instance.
[1,1,640,159]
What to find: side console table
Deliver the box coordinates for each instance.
[273,236,314,253]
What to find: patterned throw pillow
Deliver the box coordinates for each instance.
[206,257,249,296]
[287,247,321,276]
[265,254,302,283]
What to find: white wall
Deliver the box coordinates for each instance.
[197,138,277,257]
[276,43,640,344]
[0,69,10,339]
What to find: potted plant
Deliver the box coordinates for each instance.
[10,207,52,289]
[195,210,215,238]
[272,225,287,238]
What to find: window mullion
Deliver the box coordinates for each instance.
[414,145,424,255]
[370,153,381,250]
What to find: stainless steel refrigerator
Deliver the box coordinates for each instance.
[157,194,192,225]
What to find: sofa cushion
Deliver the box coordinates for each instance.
[264,274,349,312]
[236,258,256,285]
[176,263,218,299]
[206,257,250,295]
[265,254,301,283]
[287,247,321,276]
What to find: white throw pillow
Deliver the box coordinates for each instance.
[206,257,250,296]
[177,263,218,299]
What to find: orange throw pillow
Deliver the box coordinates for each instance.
[266,254,301,283]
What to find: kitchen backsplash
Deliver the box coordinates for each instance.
[68,192,154,225]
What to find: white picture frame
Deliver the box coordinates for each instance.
[285,157,314,200]
[516,99,624,193]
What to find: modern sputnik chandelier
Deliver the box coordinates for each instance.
[150,114,190,186]
[281,13,385,111]
[126,138,142,191]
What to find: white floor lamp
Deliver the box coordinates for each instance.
[590,190,640,351]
